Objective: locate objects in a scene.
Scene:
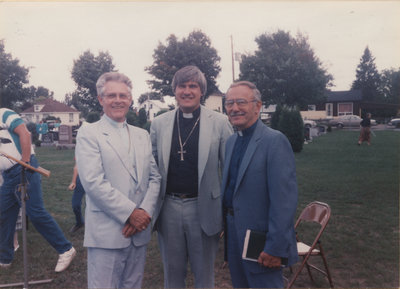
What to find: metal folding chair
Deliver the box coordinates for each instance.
[287,201,334,288]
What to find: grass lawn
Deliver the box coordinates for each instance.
[0,129,398,288]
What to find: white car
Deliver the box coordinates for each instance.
[329,115,376,128]
[388,118,400,127]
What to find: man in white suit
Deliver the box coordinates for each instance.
[76,72,161,288]
[150,66,233,288]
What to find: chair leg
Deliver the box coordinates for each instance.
[319,243,334,288]
[287,255,312,288]
[305,261,315,283]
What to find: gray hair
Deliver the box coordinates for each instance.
[96,72,132,97]
[227,81,262,102]
[171,66,207,95]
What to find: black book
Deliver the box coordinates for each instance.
[242,229,266,261]
[242,229,288,267]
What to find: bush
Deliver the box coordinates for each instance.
[86,111,100,123]
[277,106,304,153]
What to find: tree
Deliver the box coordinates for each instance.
[146,30,221,99]
[138,91,163,104]
[71,50,116,113]
[0,40,29,110]
[379,68,400,104]
[239,30,333,109]
[351,46,381,101]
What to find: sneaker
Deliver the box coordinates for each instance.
[55,247,76,272]
[69,224,84,234]
[0,262,11,268]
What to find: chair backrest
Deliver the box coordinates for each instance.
[295,201,331,229]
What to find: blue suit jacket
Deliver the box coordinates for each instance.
[221,120,298,272]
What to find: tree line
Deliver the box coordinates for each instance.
[1,30,399,117]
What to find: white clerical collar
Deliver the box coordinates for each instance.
[237,131,243,137]
[103,114,127,129]
[182,112,193,119]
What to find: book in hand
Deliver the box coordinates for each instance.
[242,229,288,267]
[242,229,267,262]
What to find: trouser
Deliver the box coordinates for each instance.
[72,175,85,226]
[226,214,283,288]
[87,244,147,289]
[157,194,219,288]
[0,155,72,264]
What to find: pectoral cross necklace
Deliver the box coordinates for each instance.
[177,111,200,161]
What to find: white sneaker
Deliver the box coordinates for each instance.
[55,247,76,272]
[0,262,11,268]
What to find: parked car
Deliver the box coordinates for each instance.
[388,118,400,128]
[303,119,317,128]
[329,115,377,128]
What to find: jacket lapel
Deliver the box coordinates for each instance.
[101,118,137,182]
[161,109,176,174]
[198,106,212,185]
[234,120,262,193]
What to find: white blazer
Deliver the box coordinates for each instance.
[76,116,161,248]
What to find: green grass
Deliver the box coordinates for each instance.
[0,129,398,288]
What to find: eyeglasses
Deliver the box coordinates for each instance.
[224,99,258,108]
[103,93,131,101]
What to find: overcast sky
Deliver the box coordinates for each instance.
[1,1,399,103]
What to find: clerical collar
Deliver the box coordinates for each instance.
[103,114,127,129]
[179,107,201,119]
[237,120,257,137]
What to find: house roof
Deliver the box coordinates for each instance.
[327,90,362,102]
[21,98,78,113]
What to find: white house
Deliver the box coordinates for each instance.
[20,98,80,126]
[138,96,176,121]
[204,91,224,112]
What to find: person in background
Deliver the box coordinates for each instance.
[76,72,161,288]
[0,108,76,272]
[221,81,298,288]
[68,164,85,233]
[358,113,372,146]
[150,65,233,288]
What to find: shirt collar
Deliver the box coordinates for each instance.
[237,120,257,137]
[103,114,127,129]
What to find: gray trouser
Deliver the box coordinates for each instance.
[87,243,147,289]
[157,195,219,288]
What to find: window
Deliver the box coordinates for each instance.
[69,113,74,123]
[325,103,333,117]
[307,105,316,111]
[337,103,353,116]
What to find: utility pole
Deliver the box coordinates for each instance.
[231,35,235,82]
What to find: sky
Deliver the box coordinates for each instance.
[1,1,399,104]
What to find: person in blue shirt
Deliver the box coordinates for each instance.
[0,108,76,272]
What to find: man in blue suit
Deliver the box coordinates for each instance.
[221,81,298,288]
[76,72,161,288]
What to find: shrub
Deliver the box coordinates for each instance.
[277,106,304,153]
[86,111,100,123]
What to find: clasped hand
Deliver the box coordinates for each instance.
[122,208,151,238]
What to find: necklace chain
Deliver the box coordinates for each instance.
[177,111,200,161]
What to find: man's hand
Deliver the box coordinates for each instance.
[129,208,151,232]
[122,223,138,237]
[257,251,282,268]
[68,183,76,190]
